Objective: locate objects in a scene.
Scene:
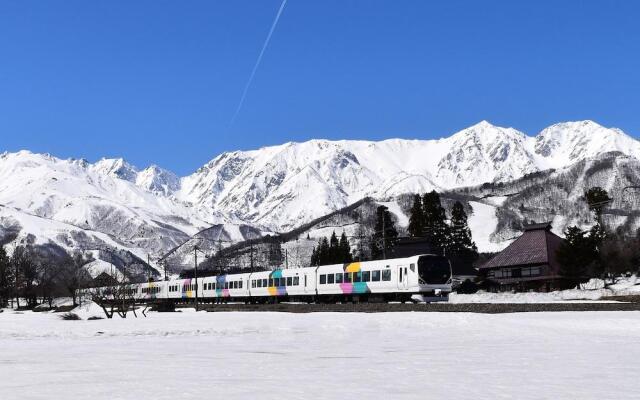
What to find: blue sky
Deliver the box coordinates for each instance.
[1,1,639,175]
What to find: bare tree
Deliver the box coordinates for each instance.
[12,246,39,308]
[57,251,92,307]
[0,246,12,308]
[88,274,141,319]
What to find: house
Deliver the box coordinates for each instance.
[89,272,119,288]
[479,222,565,291]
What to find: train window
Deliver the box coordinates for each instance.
[382,270,391,281]
[354,272,362,283]
[257,279,262,288]
[263,279,268,287]
[252,280,256,288]
[327,274,335,284]
[293,276,299,286]
[235,281,239,289]
[410,263,415,272]
[224,282,228,289]
[319,274,326,285]
[335,273,343,283]
[363,271,371,282]
[239,281,243,289]
[268,278,274,287]
[344,273,351,283]
[399,268,403,282]
[287,277,293,286]
[274,278,280,287]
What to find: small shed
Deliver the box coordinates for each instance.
[479,222,564,291]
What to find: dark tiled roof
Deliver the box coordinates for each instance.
[523,222,553,231]
[480,224,564,271]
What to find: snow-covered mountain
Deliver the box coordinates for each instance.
[180,120,640,230]
[1,120,639,267]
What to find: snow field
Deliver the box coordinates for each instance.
[1,309,639,399]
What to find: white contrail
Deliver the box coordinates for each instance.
[229,0,287,127]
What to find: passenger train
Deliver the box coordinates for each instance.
[106,254,452,304]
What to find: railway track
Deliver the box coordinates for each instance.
[191,301,640,314]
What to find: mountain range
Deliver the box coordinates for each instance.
[1,120,639,276]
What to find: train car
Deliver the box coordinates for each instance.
[248,267,316,302]
[316,254,451,302]
[202,273,251,302]
[138,281,165,301]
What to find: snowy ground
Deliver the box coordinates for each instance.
[450,276,640,303]
[1,308,639,400]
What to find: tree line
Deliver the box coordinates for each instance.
[0,244,93,309]
[557,187,640,287]
[310,231,353,266]
[309,190,478,267]
[408,191,478,267]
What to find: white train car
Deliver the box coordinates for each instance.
[248,267,316,302]
[315,254,451,302]
[202,273,251,302]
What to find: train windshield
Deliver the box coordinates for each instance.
[417,256,451,285]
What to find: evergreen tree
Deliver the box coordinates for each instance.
[329,231,340,264]
[584,187,612,223]
[339,232,353,263]
[371,205,398,260]
[318,237,330,265]
[448,201,478,267]
[408,194,424,237]
[310,242,319,266]
[421,191,449,255]
[557,226,595,288]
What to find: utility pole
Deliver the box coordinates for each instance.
[193,245,199,311]
[250,242,254,272]
[382,209,386,260]
[163,259,167,281]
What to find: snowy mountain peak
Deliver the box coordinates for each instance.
[533,120,640,165]
[91,158,138,182]
[136,165,180,196]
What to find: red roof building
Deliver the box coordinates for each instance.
[480,222,565,291]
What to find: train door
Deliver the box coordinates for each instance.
[397,265,409,290]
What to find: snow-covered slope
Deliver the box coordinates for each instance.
[0,120,638,263]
